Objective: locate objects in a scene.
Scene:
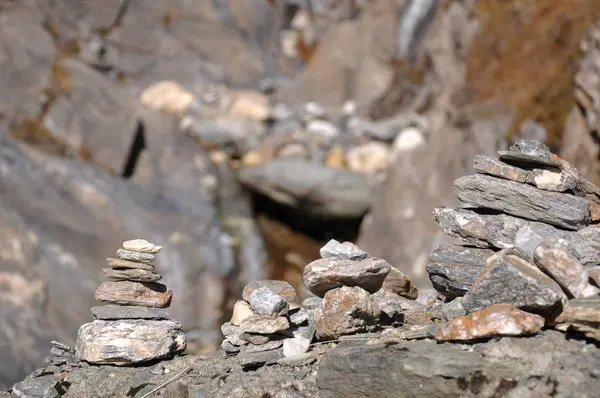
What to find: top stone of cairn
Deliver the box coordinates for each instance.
[122,239,163,254]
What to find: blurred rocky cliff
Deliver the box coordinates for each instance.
[1,0,600,390]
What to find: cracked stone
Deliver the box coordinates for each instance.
[116,248,156,263]
[94,281,172,308]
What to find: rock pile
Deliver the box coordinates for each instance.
[428,139,600,341]
[220,279,317,365]
[220,239,421,360]
[75,239,186,365]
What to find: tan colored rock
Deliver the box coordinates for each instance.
[102,268,162,283]
[227,90,270,122]
[533,242,599,298]
[239,315,290,335]
[555,296,600,340]
[106,258,154,270]
[230,300,256,326]
[242,280,297,303]
[139,81,195,115]
[122,239,162,253]
[325,145,346,168]
[588,266,600,287]
[316,286,381,340]
[434,304,544,341]
[381,267,419,300]
[304,257,391,297]
[116,249,155,263]
[76,320,186,365]
[242,150,264,166]
[94,281,172,308]
[346,142,390,175]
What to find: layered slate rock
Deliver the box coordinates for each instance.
[462,250,566,317]
[430,141,600,330]
[454,174,591,230]
[427,244,495,298]
[77,239,186,365]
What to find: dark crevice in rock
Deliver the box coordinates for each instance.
[249,191,363,243]
[121,122,146,179]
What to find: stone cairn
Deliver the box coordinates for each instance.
[221,139,600,358]
[220,239,421,365]
[75,239,186,365]
[427,139,600,341]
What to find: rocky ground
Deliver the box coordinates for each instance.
[6,141,600,397]
[3,0,600,392]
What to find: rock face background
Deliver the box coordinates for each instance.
[2,0,600,389]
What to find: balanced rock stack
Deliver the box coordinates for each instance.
[220,239,420,361]
[75,239,186,365]
[427,139,600,341]
[305,239,419,340]
[221,279,318,362]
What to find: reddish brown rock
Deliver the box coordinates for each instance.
[242,280,297,303]
[434,304,544,341]
[94,281,172,308]
[315,286,381,341]
[473,155,528,183]
[304,257,391,297]
[381,267,418,300]
[533,242,599,298]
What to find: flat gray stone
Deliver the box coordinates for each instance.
[103,267,162,282]
[238,348,284,368]
[106,257,155,270]
[319,239,368,260]
[91,305,172,320]
[242,340,283,354]
[116,248,156,263]
[432,207,528,249]
[454,174,591,230]
[509,139,551,159]
[240,333,270,345]
[75,320,186,365]
[427,244,496,298]
[239,159,374,218]
[248,287,289,316]
[304,257,391,297]
[462,249,566,317]
[498,151,560,168]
